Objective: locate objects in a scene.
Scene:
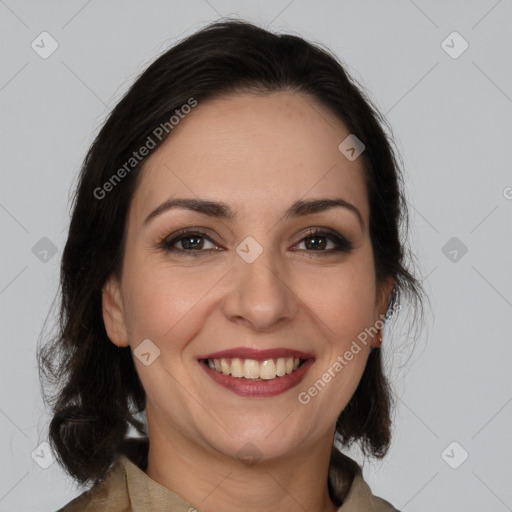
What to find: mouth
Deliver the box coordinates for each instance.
[198,348,315,397]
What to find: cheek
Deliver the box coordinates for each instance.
[295,258,377,338]
[122,259,222,345]
[295,263,375,420]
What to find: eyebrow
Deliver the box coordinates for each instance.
[143,197,364,230]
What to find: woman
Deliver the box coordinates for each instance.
[39,18,424,512]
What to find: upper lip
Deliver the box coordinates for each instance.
[199,347,315,361]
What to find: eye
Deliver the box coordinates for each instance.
[158,230,220,255]
[292,229,353,254]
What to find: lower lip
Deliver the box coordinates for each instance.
[200,359,314,397]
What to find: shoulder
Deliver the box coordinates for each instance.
[328,448,400,511]
[339,472,400,511]
[56,456,132,512]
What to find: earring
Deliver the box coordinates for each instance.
[370,331,383,354]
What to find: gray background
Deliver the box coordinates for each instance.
[1,1,511,510]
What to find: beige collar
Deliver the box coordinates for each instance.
[120,452,398,511]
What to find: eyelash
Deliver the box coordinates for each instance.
[157,228,353,257]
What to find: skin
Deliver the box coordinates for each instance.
[102,90,394,512]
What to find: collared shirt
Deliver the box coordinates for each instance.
[57,447,399,512]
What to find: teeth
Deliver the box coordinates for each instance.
[206,357,304,380]
[231,358,243,377]
[220,358,230,375]
[276,358,286,377]
[243,359,260,379]
[260,359,277,380]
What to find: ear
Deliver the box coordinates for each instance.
[371,275,395,349]
[102,274,130,347]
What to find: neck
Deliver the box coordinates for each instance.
[144,410,339,512]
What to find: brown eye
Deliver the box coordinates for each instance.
[159,230,219,254]
[294,230,353,254]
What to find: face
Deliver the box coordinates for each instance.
[102,91,393,463]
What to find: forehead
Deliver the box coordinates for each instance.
[129,91,369,227]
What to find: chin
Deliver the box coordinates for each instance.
[200,420,308,465]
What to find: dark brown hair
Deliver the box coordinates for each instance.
[38,18,425,488]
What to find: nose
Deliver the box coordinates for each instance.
[222,245,298,332]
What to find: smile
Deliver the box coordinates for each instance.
[198,348,315,397]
